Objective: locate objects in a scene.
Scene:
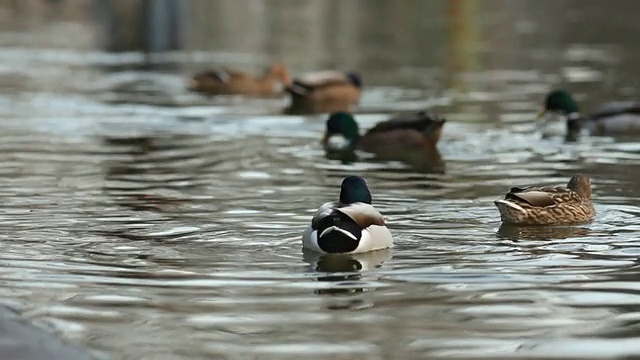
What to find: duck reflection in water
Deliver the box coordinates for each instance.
[303,249,392,300]
[496,223,591,241]
[322,111,446,173]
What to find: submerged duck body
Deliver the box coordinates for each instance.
[188,63,290,98]
[322,111,446,171]
[323,111,445,152]
[539,89,640,140]
[285,71,362,114]
[494,175,595,225]
[303,176,393,254]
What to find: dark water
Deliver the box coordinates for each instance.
[0,1,640,359]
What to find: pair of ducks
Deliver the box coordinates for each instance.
[304,174,595,254]
[188,63,362,114]
[305,90,640,255]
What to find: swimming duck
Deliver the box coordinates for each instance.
[494,174,595,225]
[538,89,640,141]
[302,176,393,254]
[323,111,445,152]
[188,63,290,98]
[284,71,362,114]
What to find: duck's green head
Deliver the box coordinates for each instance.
[339,176,372,204]
[323,112,360,148]
[541,89,579,116]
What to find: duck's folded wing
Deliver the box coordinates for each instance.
[311,201,338,229]
[591,101,640,120]
[286,81,313,96]
[366,112,446,135]
[298,71,346,83]
[211,69,249,83]
[506,190,558,207]
[292,77,351,90]
[336,202,386,228]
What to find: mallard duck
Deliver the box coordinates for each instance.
[323,111,446,153]
[538,89,640,141]
[302,176,393,254]
[494,175,595,225]
[188,63,290,98]
[284,71,362,114]
[322,111,446,173]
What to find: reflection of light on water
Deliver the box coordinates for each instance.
[562,66,603,82]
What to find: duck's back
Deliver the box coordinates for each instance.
[588,101,640,135]
[359,112,445,151]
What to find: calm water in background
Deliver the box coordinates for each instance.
[0,1,640,359]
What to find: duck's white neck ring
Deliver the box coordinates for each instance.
[567,112,581,121]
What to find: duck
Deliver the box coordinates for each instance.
[322,111,446,171]
[284,71,362,114]
[302,176,393,254]
[538,89,640,141]
[323,111,446,152]
[494,174,595,225]
[188,63,290,98]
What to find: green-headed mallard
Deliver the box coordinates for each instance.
[538,89,640,141]
[494,174,595,225]
[188,63,290,98]
[302,176,393,254]
[323,111,445,156]
[284,71,362,114]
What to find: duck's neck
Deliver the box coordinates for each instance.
[565,112,583,142]
[324,133,360,152]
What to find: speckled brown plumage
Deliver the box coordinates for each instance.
[188,63,290,98]
[494,175,595,225]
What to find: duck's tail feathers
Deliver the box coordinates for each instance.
[315,211,362,253]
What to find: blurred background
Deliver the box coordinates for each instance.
[3,0,640,105]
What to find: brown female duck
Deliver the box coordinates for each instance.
[188,63,290,98]
[494,175,595,225]
[284,71,362,114]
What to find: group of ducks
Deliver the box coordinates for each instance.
[189,63,362,114]
[188,62,640,255]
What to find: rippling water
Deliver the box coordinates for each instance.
[1,1,640,359]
